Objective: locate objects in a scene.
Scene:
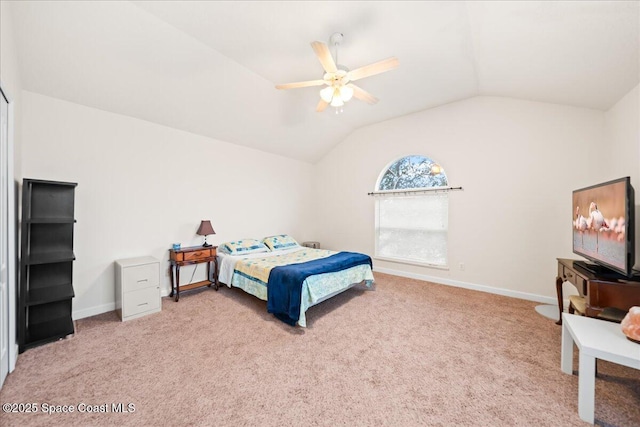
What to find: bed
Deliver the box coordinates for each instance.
[218,237,374,326]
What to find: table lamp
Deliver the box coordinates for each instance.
[196,220,215,247]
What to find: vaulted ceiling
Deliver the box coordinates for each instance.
[8,1,639,163]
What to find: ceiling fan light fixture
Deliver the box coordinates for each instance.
[339,85,354,102]
[320,86,334,103]
[330,96,344,107]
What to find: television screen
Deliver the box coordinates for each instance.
[572,177,634,277]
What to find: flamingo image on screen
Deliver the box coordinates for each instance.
[573,178,628,272]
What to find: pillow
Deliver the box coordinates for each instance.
[262,234,300,251]
[219,238,270,255]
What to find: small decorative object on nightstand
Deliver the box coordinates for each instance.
[115,256,161,321]
[302,241,320,249]
[196,220,215,247]
[169,245,219,302]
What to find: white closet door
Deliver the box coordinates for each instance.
[0,88,9,387]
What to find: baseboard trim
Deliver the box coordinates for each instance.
[373,266,558,305]
[71,285,172,320]
[9,343,18,372]
[72,302,116,320]
[71,288,171,321]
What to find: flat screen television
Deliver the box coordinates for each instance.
[572,177,637,278]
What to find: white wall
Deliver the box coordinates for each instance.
[20,91,315,319]
[314,96,606,301]
[13,71,639,318]
[604,84,640,267]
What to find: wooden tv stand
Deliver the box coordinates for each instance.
[555,258,640,325]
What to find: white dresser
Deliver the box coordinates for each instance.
[115,256,161,321]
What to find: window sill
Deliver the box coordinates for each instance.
[373,256,449,270]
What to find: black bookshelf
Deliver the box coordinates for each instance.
[19,179,77,353]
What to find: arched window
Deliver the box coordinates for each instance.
[375,155,449,267]
[377,155,448,190]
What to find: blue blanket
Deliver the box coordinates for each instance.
[267,251,372,325]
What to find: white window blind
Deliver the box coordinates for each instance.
[375,193,448,267]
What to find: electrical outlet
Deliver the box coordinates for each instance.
[459,262,465,271]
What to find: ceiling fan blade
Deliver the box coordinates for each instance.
[275,79,326,90]
[311,41,337,73]
[316,99,329,112]
[348,84,378,105]
[348,57,399,82]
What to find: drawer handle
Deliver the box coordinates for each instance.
[193,252,202,257]
[137,279,148,283]
[566,272,573,278]
[137,303,148,307]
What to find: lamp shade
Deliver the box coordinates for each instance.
[330,94,344,107]
[339,85,354,102]
[196,220,215,236]
[320,86,334,103]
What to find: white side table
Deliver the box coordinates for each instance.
[560,313,640,424]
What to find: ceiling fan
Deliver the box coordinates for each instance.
[275,33,399,112]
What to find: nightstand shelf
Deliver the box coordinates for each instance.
[169,245,219,302]
[178,280,211,292]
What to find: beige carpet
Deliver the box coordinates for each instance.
[1,272,638,427]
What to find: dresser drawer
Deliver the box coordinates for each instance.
[122,262,159,292]
[559,263,588,295]
[183,248,214,261]
[170,246,217,262]
[123,286,160,318]
[572,274,589,296]
[560,265,578,286]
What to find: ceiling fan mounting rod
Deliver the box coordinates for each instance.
[330,32,343,67]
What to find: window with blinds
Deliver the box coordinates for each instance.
[374,155,449,267]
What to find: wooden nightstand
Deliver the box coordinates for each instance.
[169,245,219,302]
